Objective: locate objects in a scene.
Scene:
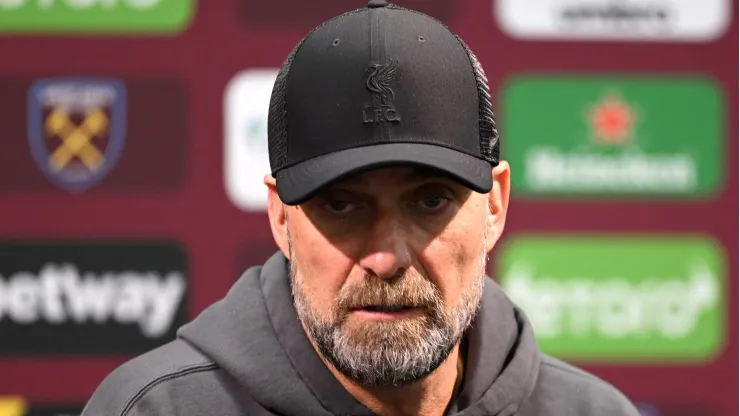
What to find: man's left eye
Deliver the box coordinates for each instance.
[416,196,449,211]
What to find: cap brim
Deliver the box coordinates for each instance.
[275,143,493,205]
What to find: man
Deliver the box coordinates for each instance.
[82,1,640,415]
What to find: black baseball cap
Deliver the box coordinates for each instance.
[267,0,500,205]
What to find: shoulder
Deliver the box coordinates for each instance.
[521,355,640,416]
[81,339,222,416]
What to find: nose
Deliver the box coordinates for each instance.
[358,215,411,280]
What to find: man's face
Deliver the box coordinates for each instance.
[270,166,508,387]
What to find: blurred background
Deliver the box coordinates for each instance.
[0,0,737,415]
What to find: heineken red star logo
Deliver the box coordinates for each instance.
[587,91,636,144]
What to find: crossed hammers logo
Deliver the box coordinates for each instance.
[44,108,108,171]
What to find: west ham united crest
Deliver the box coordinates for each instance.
[27,78,127,192]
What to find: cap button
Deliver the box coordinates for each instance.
[367,0,388,7]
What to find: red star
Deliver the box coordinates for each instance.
[588,92,635,144]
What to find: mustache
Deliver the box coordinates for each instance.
[335,271,442,310]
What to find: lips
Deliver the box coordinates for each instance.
[359,305,414,313]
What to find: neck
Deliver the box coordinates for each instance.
[311,336,464,416]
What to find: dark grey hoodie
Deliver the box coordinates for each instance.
[81,252,640,416]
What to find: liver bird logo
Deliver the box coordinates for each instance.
[366,59,399,105]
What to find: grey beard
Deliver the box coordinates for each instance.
[289,234,488,387]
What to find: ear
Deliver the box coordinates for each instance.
[485,161,511,253]
[265,174,291,259]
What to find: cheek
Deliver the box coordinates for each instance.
[417,222,484,304]
[291,222,354,312]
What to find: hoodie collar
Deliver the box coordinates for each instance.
[455,280,542,415]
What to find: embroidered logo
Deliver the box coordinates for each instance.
[363,59,401,124]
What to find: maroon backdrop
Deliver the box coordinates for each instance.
[0,0,737,414]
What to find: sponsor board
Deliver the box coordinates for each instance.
[635,402,714,416]
[0,397,82,416]
[241,0,452,28]
[494,0,731,42]
[25,409,81,416]
[0,77,188,192]
[0,0,193,34]
[0,241,188,355]
[494,235,726,362]
[224,69,278,212]
[501,76,724,198]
